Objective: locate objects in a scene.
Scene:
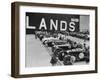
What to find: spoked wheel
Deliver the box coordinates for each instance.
[63,55,76,65]
[53,48,62,57]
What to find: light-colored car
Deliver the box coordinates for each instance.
[42,37,59,45]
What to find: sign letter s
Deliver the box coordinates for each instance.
[69,22,75,32]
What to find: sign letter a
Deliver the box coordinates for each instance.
[39,18,47,30]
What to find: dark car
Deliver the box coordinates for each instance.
[61,48,89,65]
[52,43,71,57]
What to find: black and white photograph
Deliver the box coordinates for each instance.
[25,13,90,67]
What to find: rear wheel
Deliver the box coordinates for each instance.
[63,55,75,65]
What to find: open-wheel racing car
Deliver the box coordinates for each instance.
[51,40,89,65]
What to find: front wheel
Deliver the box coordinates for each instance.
[53,48,62,57]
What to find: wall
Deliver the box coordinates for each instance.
[0,0,99,80]
[80,15,89,32]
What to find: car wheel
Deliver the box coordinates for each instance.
[63,55,73,65]
[54,48,62,57]
[70,55,76,64]
[58,51,66,61]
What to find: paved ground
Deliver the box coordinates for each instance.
[25,35,51,67]
[25,35,89,67]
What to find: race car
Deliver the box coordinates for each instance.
[52,42,71,57]
[52,40,82,56]
[42,36,59,46]
[51,40,89,65]
[58,48,89,65]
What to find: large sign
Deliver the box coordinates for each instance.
[26,12,80,32]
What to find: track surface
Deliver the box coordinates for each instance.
[25,35,51,67]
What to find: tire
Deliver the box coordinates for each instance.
[58,51,66,61]
[43,40,48,46]
[70,55,76,64]
[54,48,62,57]
[63,55,75,65]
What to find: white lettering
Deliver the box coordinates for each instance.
[50,19,58,30]
[69,22,75,31]
[26,16,36,29]
[60,21,67,31]
[39,18,47,30]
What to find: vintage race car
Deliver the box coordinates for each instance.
[58,48,89,65]
[52,40,82,56]
[52,42,71,57]
[69,32,90,40]
[51,41,89,65]
[42,37,59,46]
